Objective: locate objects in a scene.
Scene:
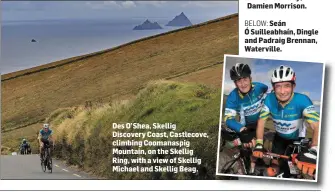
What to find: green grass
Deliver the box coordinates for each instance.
[51,80,223,179]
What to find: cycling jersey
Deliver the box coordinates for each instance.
[39,129,53,140]
[20,142,30,148]
[224,82,268,132]
[259,92,320,140]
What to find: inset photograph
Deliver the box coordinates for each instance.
[216,55,324,182]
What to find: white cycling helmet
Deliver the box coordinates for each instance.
[43,123,49,129]
[271,65,296,84]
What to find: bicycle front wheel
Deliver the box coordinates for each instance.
[47,148,52,173]
[48,157,53,173]
[221,157,246,175]
[41,158,46,172]
[219,149,247,175]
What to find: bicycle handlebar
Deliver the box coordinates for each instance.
[262,152,290,160]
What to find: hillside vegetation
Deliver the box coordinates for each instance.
[51,80,223,179]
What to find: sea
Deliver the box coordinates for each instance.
[1,19,323,114]
[0,18,203,74]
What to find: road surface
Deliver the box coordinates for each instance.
[1,154,97,179]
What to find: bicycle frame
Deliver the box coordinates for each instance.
[41,144,52,173]
[221,147,250,175]
[44,147,49,159]
[262,152,289,160]
[260,138,314,179]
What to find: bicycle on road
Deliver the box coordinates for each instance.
[19,145,31,155]
[41,141,53,173]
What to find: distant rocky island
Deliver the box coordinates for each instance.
[133,19,163,30]
[166,12,192,27]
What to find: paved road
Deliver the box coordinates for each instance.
[1,154,96,179]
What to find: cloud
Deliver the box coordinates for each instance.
[181,1,237,8]
[2,1,43,11]
[85,1,136,10]
[313,100,321,106]
[121,1,136,9]
[2,1,238,21]
[136,1,167,7]
[85,1,121,10]
[103,1,120,6]
[252,71,272,85]
[223,81,236,95]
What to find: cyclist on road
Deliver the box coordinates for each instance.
[19,139,31,154]
[38,123,54,160]
[223,63,269,174]
[253,65,319,178]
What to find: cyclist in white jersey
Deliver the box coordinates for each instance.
[253,65,319,178]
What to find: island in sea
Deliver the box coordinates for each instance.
[133,19,163,30]
[166,12,192,27]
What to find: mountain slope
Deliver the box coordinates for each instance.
[1,13,238,131]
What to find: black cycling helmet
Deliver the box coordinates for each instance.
[230,63,252,81]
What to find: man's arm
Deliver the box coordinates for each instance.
[256,118,266,141]
[224,93,245,132]
[49,130,55,144]
[225,111,245,132]
[252,107,270,158]
[38,132,43,144]
[301,96,320,147]
[256,96,271,143]
[295,96,320,177]
[308,121,319,147]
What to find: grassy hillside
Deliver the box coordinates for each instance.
[1,14,238,131]
[50,80,223,179]
[173,64,223,89]
[1,124,40,155]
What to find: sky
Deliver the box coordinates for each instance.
[223,56,325,104]
[1,1,238,22]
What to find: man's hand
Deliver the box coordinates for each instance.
[253,143,264,158]
[243,138,255,148]
[239,127,256,148]
[294,146,317,177]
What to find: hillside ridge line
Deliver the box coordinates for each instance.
[1,13,237,82]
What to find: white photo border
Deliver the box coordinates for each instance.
[215,54,326,183]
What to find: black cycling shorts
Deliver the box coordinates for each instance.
[271,134,306,155]
[271,134,305,178]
